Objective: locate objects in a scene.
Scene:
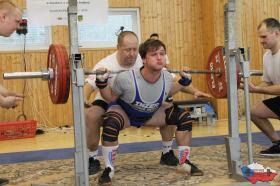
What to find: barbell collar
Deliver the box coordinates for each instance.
[42,68,53,80]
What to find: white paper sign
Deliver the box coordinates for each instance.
[26,0,108,26]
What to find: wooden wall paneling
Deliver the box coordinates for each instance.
[154,0,159,35]
[179,1,185,68]
[174,0,180,71]
[181,0,189,81]
[200,0,223,119]
[138,1,145,41]
[164,0,171,54]
[139,0,148,40]
[174,0,180,63]
[200,0,214,97]
[277,4,280,19]
[109,0,139,8]
[1,54,12,120]
[161,0,167,47]
[83,50,93,70]
[31,53,43,123]
[159,0,170,61]
[38,53,49,125]
[152,0,158,36]
[169,0,176,70]
[52,26,69,46]
[193,0,205,93]
[178,1,187,101]
[171,0,183,101]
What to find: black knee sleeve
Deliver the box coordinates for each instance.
[102,111,124,142]
[165,105,193,131]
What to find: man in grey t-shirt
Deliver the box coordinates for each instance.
[95,39,203,184]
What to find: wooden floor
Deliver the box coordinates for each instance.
[1,118,280,154]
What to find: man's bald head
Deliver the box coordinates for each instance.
[0,0,22,37]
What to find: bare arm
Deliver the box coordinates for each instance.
[169,82,185,96]
[181,84,213,98]
[83,83,95,107]
[0,85,24,98]
[249,81,280,95]
[99,86,119,103]
[0,94,23,109]
[0,85,9,96]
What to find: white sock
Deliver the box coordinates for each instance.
[89,150,98,159]
[102,145,119,170]
[162,140,173,154]
[178,146,191,165]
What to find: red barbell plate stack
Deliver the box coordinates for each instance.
[47,44,70,104]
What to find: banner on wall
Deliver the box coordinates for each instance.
[26,0,108,26]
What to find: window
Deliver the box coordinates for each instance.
[0,27,51,51]
[78,8,141,48]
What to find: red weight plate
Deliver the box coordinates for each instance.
[57,44,70,103]
[47,44,66,104]
[206,46,243,98]
[54,44,67,103]
[206,46,227,98]
[48,44,61,103]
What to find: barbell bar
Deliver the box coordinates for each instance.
[2,44,263,104]
[3,69,222,80]
[4,68,262,80]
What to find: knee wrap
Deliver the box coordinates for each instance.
[165,105,193,131]
[102,111,124,142]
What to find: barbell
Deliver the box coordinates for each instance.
[2,44,263,104]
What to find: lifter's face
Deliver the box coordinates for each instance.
[258,24,279,50]
[0,8,22,37]
[143,46,166,71]
[117,34,138,67]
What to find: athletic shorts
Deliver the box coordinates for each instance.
[108,101,151,128]
[91,99,109,111]
[263,96,280,117]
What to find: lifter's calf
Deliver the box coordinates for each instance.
[86,106,106,175]
[85,106,105,150]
